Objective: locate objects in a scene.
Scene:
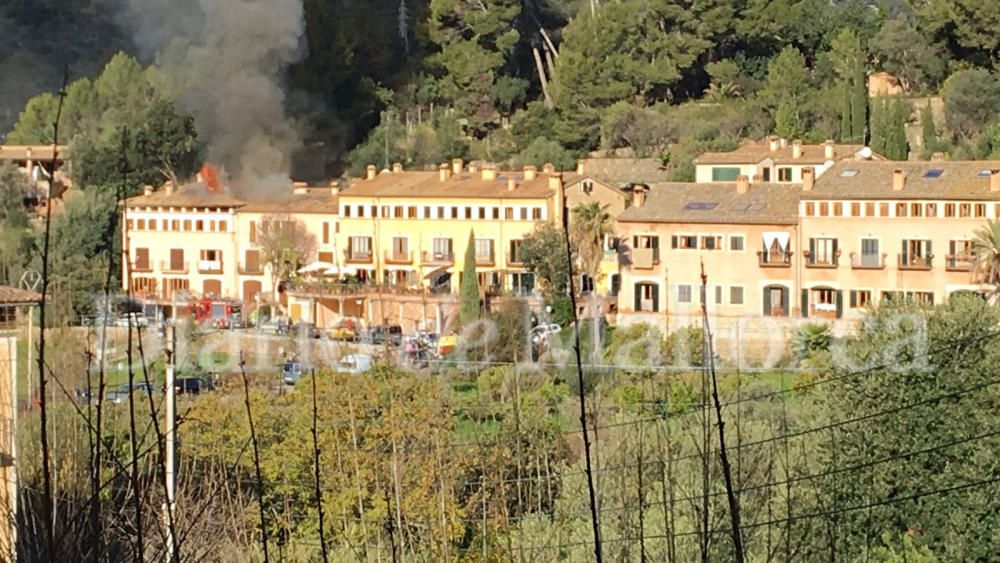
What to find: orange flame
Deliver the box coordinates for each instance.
[200,163,222,192]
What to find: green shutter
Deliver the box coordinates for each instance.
[634,284,642,311]
[801,289,809,318]
[652,283,660,312]
[836,290,844,318]
[849,290,857,308]
[832,239,839,265]
[782,288,790,317]
[672,235,679,249]
[763,287,772,316]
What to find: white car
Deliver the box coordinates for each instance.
[115,313,150,328]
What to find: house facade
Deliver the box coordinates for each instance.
[694,137,879,184]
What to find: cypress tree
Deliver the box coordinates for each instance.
[459,229,480,325]
[881,97,910,160]
[851,75,867,144]
[921,101,938,150]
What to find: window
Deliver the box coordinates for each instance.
[701,235,722,250]
[975,203,986,217]
[492,207,500,219]
[762,168,771,181]
[126,219,134,230]
[926,203,937,217]
[349,236,372,258]
[390,237,408,259]
[763,285,789,317]
[357,205,366,218]
[911,203,922,217]
[814,288,835,305]
[451,206,459,219]
[820,202,829,216]
[580,274,595,293]
[520,208,528,220]
[610,274,621,296]
[808,237,838,265]
[859,238,880,267]
[183,219,192,232]
[432,238,453,259]
[672,235,697,249]
[134,248,150,271]
[850,202,860,216]
[730,286,744,305]
[678,284,692,303]
[777,167,793,182]
[582,180,594,194]
[895,203,907,217]
[711,167,740,181]
[833,202,843,216]
[171,220,180,231]
[879,203,889,217]
[959,203,971,217]
[408,206,417,218]
[730,235,745,251]
[343,205,351,217]
[465,207,473,219]
[318,251,334,263]
[635,283,659,312]
[424,206,431,218]
[478,207,486,219]
[805,202,815,216]
[923,168,944,178]
[392,206,402,218]
[865,202,875,217]
[840,169,859,177]
[438,206,446,218]
[849,290,872,308]
[149,219,158,231]
[901,239,932,267]
[200,249,222,265]
[474,239,494,261]
[195,220,204,231]
[945,203,955,217]
[509,240,523,263]
[322,222,330,244]
[532,207,542,220]
[505,207,513,220]
[169,249,184,272]
[715,285,723,304]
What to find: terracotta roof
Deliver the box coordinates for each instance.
[0,285,42,304]
[125,182,247,208]
[576,158,671,185]
[339,169,570,200]
[241,189,339,214]
[618,182,799,225]
[807,161,1000,201]
[694,140,874,165]
[0,145,68,161]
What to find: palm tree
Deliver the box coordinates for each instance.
[569,202,615,290]
[972,219,1000,298]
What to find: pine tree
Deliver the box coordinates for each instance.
[775,101,804,139]
[459,229,480,325]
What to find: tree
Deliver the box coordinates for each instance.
[921,101,938,152]
[513,137,576,171]
[871,97,909,160]
[459,229,479,325]
[519,221,568,300]
[255,215,318,300]
[942,69,1000,140]
[759,46,811,110]
[971,219,1000,296]
[916,0,1000,68]
[870,20,946,93]
[828,29,867,144]
[569,202,613,288]
[774,100,804,139]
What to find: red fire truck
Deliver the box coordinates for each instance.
[188,298,244,329]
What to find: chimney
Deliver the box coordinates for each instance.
[991,169,1000,193]
[391,162,403,173]
[481,166,497,181]
[542,162,556,174]
[802,167,814,191]
[366,164,377,180]
[548,173,562,192]
[507,177,517,192]
[631,184,648,208]
[439,163,450,182]
[164,180,175,195]
[576,160,584,174]
[823,140,835,160]
[892,169,905,191]
[780,138,788,148]
[143,184,154,197]
[736,175,750,194]
[752,174,762,183]
[792,140,803,159]
[523,165,537,181]
[768,136,779,152]
[451,158,463,176]
[330,186,339,196]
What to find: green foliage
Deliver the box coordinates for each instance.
[920,101,939,152]
[791,322,832,367]
[760,46,812,109]
[916,0,1000,68]
[942,68,1000,140]
[664,326,705,367]
[513,137,576,171]
[828,29,867,144]
[519,221,568,300]
[870,20,947,93]
[871,97,910,160]
[971,219,1000,292]
[459,229,480,325]
[600,102,673,156]
[774,100,805,140]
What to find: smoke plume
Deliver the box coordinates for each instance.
[121,0,306,199]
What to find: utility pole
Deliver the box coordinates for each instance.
[163,323,178,562]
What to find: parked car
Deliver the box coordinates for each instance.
[174,376,213,395]
[282,361,303,384]
[118,382,156,397]
[115,312,150,328]
[337,354,373,374]
[366,325,402,346]
[258,316,291,335]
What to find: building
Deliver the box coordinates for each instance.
[694,137,879,184]
[575,157,671,187]
[0,144,70,200]
[615,161,1000,335]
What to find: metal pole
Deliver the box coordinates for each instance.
[26,307,33,404]
[164,323,177,562]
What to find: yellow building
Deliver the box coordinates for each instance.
[616,161,1000,334]
[694,137,879,184]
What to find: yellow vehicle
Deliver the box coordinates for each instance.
[329,318,361,341]
[437,334,458,356]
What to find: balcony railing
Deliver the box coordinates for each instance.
[631,247,660,269]
[850,252,886,270]
[160,260,188,274]
[475,253,496,266]
[345,250,373,264]
[422,251,454,265]
[898,253,933,270]
[131,261,152,273]
[239,263,264,275]
[758,250,792,267]
[804,250,840,269]
[946,254,975,272]
[198,260,223,274]
[384,250,413,265]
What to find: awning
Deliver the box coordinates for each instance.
[423,265,451,280]
[762,231,790,250]
[298,261,337,274]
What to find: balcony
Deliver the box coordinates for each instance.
[131,261,152,273]
[198,260,223,274]
[631,247,660,269]
[384,250,413,265]
[507,251,524,266]
[422,251,454,265]
[850,252,887,270]
[898,254,933,271]
[475,253,496,267]
[160,260,188,274]
[946,254,975,272]
[239,263,264,275]
[757,250,792,267]
[345,250,373,264]
[804,250,840,269]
